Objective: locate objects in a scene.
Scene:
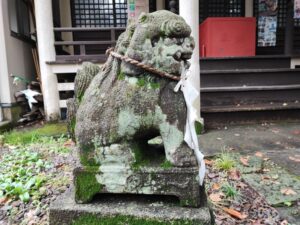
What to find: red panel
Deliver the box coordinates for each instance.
[199,17,256,58]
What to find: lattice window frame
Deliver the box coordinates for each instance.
[71,0,127,28]
[199,0,245,23]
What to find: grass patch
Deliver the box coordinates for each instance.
[215,151,235,171]
[221,182,240,199]
[0,148,52,202]
[3,123,67,145]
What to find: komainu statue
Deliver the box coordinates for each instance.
[68,10,203,207]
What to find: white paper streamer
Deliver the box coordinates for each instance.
[174,67,206,185]
[20,89,41,109]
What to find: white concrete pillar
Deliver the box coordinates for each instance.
[35,0,60,120]
[245,0,254,17]
[156,0,165,10]
[179,0,202,123]
[0,0,12,121]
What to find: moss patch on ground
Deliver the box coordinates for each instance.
[2,123,68,145]
[72,215,197,225]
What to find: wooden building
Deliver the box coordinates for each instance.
[1,0,300,126]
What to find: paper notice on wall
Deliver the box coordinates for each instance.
[295,0,300,18]
[257,16,277,47]
[128,0,149,21]
[259,0,278,16]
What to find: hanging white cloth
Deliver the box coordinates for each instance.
[174,67,206,185]
[20,89,41,109]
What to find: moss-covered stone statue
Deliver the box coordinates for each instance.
[68,10,203,207]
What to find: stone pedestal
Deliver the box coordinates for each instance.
[49,188,212,225]
[74,166,202,207]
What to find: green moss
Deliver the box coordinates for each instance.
[77,92,84,103]
[131,142,150,171]
[137,77,146,87]
[150,82,160,89]
[160,160,173,169]
[3,123,67,145]
[180,198,198,207]
[74,169,103,203]
[80,144,100,167]
[70,118,76,135]
[72,215,196,225]
[118,71,126,80]
[194,121,203,135]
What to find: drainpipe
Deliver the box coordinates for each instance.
[34,0,60,121]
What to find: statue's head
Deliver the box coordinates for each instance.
[116,10,195,77]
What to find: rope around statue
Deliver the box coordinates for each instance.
[106,48,206,186]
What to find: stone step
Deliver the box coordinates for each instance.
[200,55,290,71]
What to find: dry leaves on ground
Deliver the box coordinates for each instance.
[288,155,300,162]
[222,207,248,220]
[240,156,249,166]
[209,193,223,203]
[280,188,297,196]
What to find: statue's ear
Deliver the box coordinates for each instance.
[138,12,149,23]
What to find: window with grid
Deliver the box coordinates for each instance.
[254,0,300,28]
[199,0,245,23]
[72,0,127,27]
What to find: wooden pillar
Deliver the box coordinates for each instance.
[285,0,294,55]
[35,0,60,120]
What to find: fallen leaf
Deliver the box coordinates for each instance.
[255,152,264,158]
[228,169,241,180]
[64,139,74,147]
[261,175,271,180]
[262,168,270,172]
[280,220,289,225]
[212,183,221,190]
[237,182,248,189]
[209,193,223,202]
[204,159,214,165]
[289,156,300,162]
[281,188,297,196]
[55,163,65,169]
[207,173,218,179]
[291,130,300,135]
[251,219,263,225]
[271,129,280,134]
[0,197,9,205]
[240,156,249,166]
[222,207,248,220]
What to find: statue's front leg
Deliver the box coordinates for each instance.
[159,122,197,167]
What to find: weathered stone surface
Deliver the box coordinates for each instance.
[74,166,202,207]
[49,188,212,225]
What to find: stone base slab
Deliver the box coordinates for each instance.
[49,188,213,225]
[74,166,203,207]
